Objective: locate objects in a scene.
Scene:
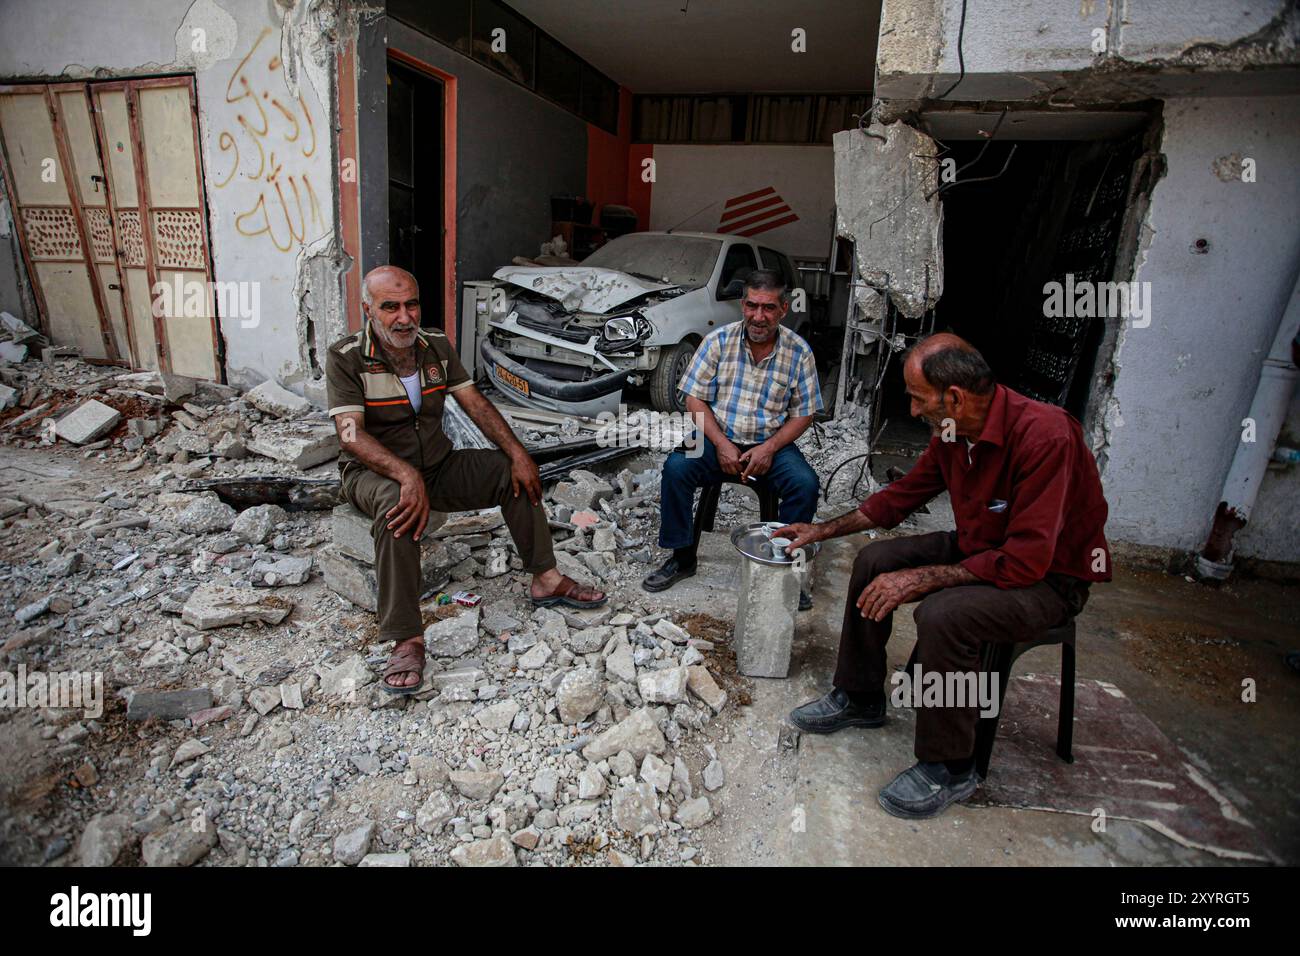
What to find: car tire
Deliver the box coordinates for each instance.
[650,339,698,413]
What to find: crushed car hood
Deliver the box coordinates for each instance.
[493,266,678,314]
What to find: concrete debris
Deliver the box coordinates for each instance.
[181,584,293,630]
[244,379,311,419]
[54,399,122,445]
[0,353,756,868]
[246,421,339,469]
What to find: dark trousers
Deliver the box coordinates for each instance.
[833,531,1088,763]
[341,449,556,642]
[657,436,820,550]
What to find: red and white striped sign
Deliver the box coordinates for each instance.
[717,186,799,237]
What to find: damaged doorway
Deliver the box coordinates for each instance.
[861,114,1154,458]
[386,58,444,331]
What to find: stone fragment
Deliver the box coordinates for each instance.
[449,770,504,801]
[77,813,131,867]
[686,665,727,714]
[582,707,666,762]
[450,833,517,867]
[245,379,310,419]
[54,399,121,444]
[232,504,287,544]
[675,797,714,829]
[611,780,660,835]
[424,608,480,657]
[638,667,688,705]
[181,584,292,630]
[555,668,604,724]
[333,822,375,865]
[141,817,217,866]
[416,790,456,833]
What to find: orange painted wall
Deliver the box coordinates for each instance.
[585,87,634,227]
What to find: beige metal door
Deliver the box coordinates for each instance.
[0,77,220,379]
[0,85,119,361]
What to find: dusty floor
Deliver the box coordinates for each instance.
[2,432,1296,867]
[652,511,1300,867]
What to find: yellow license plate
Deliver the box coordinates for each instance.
[496,366,530,397]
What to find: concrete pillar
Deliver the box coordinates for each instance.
[734,557,800,678]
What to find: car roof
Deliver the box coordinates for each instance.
[633,230,743,242]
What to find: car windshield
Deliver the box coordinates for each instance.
[583,234,721,288]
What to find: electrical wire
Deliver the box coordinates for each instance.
[933,0,969,100]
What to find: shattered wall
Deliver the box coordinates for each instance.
[1091,95,1300,563]
[876,0,1300,106]
[833,124,943,319]
[0,0,353,400]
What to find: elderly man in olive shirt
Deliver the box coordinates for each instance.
[326,266,605,694]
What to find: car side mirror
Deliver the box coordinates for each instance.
[719,278,745,300]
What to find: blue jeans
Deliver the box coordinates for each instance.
[657,437,820,550]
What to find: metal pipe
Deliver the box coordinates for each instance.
[1197,268,1300,578]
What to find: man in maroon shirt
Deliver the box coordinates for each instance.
[775,333,1110,819]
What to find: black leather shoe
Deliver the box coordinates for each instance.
[641,556,697,593]
[789,687,885,734]
[798,590,813,611]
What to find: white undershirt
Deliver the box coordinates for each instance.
[400,371,422,413]
[965,439,975,465]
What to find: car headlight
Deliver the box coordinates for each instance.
[602,315,652,344]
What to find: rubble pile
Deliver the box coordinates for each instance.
[0,355,756,868]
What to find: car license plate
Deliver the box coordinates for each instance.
[496,366,530,397]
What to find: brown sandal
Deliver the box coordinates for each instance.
[531,575,608,610]
[381,638,426,695]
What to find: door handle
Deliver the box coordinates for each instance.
[90,174,105,193]
[108,283,121,291]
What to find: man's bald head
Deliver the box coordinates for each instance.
[362,265,419,307]
[905,333,995,396]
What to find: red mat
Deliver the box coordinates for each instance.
[968,674,1276,862]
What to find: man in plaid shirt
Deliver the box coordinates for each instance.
[642,269,822,605]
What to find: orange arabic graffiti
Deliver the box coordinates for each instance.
[214,28,322,253]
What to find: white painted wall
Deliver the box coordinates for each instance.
[1101,95,1300,563]
[647,145,836,260]
[0,0,337,391]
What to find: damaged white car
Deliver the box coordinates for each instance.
[476,231,805,415]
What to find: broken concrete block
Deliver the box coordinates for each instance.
[424,607,481,657]
[319,654,375,697]
[318,544,449,613]
[251,555,312,587]
[140,641,189,668]
[181,583,293,630]
[232,503,287,544]
[0,384,16,410]
[246,421,339,469]
[54,399,121,445]
[331,503,376,563]
[327,502,449,567]
[159,372,197,403]
[551,469,615,512]
[245,379,311,419]
[686,665,727,714]
[638,666,688,705]
[125,688,213,720]
[176,496,237,534]
[0,341,28,363]
[583,707,667,762]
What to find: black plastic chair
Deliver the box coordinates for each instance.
[905,618,1076,779]
[692,476,781,547]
